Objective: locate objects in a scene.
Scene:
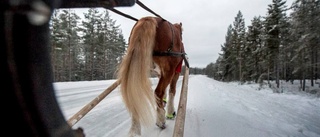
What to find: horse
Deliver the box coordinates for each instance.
[116,16,186,136]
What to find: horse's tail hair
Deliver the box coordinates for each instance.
[117,17,157,126]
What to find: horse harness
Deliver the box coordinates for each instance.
[108,1,189,68]
[152,20,189,68]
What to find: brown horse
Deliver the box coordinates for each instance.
[117,16,186,136]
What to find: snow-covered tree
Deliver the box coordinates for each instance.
[263,0,288,88]
[246,16,264,82]
[290,0,320,90]
[50,9,81,81]
[232,11,246,83]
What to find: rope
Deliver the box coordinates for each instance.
[106,0,165,21]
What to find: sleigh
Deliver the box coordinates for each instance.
[2,0,189,137]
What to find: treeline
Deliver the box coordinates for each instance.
[50,8,126,82]
[205,0,320,90]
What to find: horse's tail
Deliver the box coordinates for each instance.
[117,17,157,126]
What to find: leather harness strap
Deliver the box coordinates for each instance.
[152,20,189,68]
[108,1,190,68]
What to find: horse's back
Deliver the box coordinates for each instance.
[152,18,184,73]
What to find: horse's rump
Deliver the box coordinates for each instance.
[117,16,185,133]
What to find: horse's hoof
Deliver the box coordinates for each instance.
[156,123,166,129]
[166,111,176,119]
[166,116,174,119]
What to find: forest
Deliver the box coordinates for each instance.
[203,0,320,91]
[50,8,127,81]
[49,0,320,92]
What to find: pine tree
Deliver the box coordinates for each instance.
[81,8,126,80]
[232,11,246,83]
[81,8,102,80]
[290,0,320,90]
[264,0,287,89]
[102,11,126,79]
[219,25,235,81]
[50,10,60,81]
[50,9,81,82]
[246,16,264,83]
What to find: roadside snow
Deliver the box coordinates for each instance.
[54,75,320,137]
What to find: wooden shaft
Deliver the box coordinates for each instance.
[67,80,120,126]
[173,66,189,137]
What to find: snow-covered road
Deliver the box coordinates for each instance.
[54,75,320,137]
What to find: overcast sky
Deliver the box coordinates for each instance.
[75,0,294,68]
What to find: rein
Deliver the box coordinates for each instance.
[107,0,189,68]
[107,0,162,21]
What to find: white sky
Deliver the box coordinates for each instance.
[54,75,320,137]
[73,0,294,68]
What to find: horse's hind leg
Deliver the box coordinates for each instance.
[155,73,173,129]
[167,72,179,119]
[129,116,141,137]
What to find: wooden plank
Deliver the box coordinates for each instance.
[67,80,120,126]
[173,66,189,137]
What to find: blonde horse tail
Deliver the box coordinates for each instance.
[117,17,157,126]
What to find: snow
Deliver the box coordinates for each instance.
[53,75,320,137]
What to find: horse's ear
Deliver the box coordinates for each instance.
[179,22,183,32]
